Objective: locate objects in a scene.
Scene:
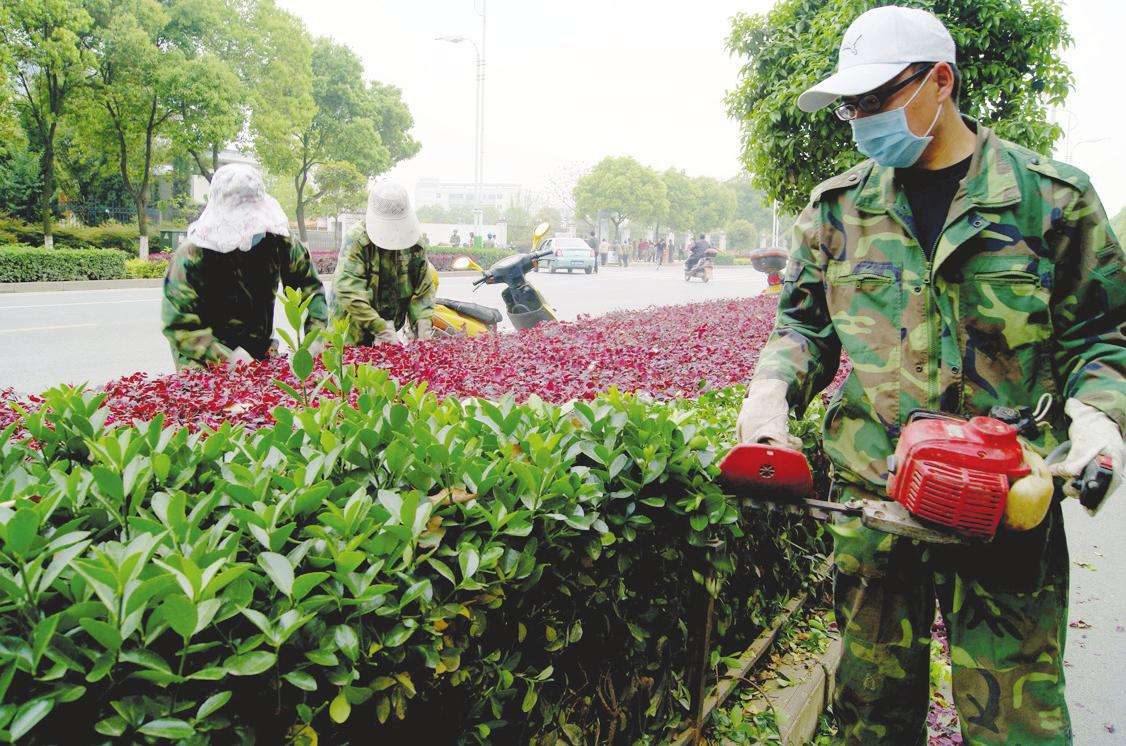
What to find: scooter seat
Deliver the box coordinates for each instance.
[436,297,503,326]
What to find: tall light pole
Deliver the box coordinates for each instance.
[436,1,487,234]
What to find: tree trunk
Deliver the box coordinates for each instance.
[295,174,308,242]
[40,136,56,248]
[135,194,149,260]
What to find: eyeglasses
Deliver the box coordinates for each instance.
[833,64,935,121]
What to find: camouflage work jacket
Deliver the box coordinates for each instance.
[329,226,435,345]
[161,235,328,369]
[754,122,1126,492]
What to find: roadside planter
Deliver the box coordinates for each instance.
[0,294,833,742]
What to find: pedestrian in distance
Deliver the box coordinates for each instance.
[735,6,1125,744]
[161,163,327,371]
[330,180,436,346]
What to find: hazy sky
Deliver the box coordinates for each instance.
[276,0,1125,214]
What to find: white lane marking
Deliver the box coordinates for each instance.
[0,323,97,334]
[0,298,159,310]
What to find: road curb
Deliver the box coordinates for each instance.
[0,270,486,294]
[0,278,165,293]
[744,635,843,745]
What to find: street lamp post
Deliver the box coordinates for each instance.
[437,1,487,236]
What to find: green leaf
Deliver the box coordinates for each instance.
[9,698,53,740]
[458,544,480,582]
[283,671,318,691]
[329,691,351,723]
[160,594,197,641]
[138,718,195,739]
[292,348,314,381]
[258,552,294,597]
[225,650,276,676]
[4,508,39,556]
[95,716,127,737]
[79,618,122,652]
[196,691,232,720]
[291,572,329,602]
[522,683,538,713]
[383,623,414,648]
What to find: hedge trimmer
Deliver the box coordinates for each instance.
[720,403,1112,545]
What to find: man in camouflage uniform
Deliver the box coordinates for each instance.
[162,164,327,370]
[331,180,435,345]
[735,7,1124,744]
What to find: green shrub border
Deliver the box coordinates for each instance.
[0,246,127,283]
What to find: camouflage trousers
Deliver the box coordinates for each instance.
[830,486,1072,745]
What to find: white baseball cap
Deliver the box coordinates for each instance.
[365,180,422,251]
[797,5,955,113]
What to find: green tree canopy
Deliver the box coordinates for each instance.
[726,0,1073,213]
[1,0,98,244]
[692,176,736,233]
[82,0,242,256]
[255,37,418,240]
[573,157,667,241]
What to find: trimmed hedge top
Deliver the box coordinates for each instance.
[0,218,142,255]
[0,246,127,283]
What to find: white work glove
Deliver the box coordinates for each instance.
[415,318,433,341]
[373,327,401,346]
[226,346,255,368]
[1049,398,1125,502]
[735,379,802,449]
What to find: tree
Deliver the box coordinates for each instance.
[85,0,242,256]
[662,168,699,235]
[2,0,97,245]
[726,0,1073,213]
[255,37,418,240]
[573,157,668,241]
[692,176,736,233]
[724,218,755,251]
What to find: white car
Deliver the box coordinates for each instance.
[537,237,597,274]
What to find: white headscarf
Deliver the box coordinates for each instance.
[187,163,290,253]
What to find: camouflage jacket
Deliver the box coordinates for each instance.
[161,235,328,369]
[329,225,435,345]
[754,121,1126,492]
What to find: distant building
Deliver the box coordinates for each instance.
[415,178,522,211]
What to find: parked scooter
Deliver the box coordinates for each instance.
[435,222,558,334]
[684,248,718,283]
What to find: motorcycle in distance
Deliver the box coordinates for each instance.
[435,222,559,334]
[684,247,718,283]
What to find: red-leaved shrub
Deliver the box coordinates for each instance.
[4,297,851,432]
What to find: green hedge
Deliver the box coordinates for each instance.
[125,258,169,279]
[713,254,735,266]
[0,246,127,282]
[0,364,825,743]
[0,217,142,255]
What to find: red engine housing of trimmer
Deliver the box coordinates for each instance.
[887,413,1030,539]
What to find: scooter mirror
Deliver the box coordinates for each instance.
[532,222,551,249]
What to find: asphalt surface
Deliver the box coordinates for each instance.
[0,263,1121,741]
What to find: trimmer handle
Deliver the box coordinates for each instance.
[1046,441,1114,513]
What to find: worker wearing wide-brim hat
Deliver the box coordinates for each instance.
[161,163,328,370]
[735,5,1124,744]
[330,180,435,345]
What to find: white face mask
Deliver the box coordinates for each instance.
[849,66,942,168]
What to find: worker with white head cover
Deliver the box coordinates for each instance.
[161,163,327,369]
[331,180,436,344]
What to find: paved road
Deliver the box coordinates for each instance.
[0,264,1121,741]
[0,265,766,394]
